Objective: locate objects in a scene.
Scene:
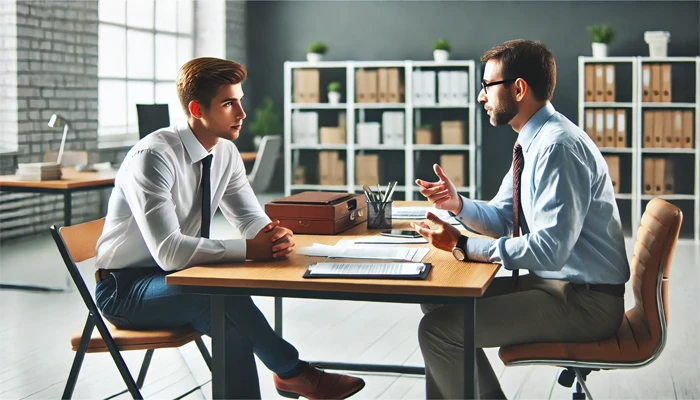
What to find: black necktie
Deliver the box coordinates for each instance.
[200,154,213,238]
[511,141,524,288]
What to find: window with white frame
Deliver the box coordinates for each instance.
[98,0,193,142]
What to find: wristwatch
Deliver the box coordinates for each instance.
[452,235,469,261]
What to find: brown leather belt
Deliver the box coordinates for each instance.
[570,282,625,297]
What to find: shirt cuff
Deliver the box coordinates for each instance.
[222,238,247,262]
[244,216,273,240]
[466,237,496,263]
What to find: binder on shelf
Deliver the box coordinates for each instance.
[438,71,451,105]
[382,111,405,145]
[365,70,378,103]
[604,64,616,102]
[615,109,627,148]
[642,157,654,194]
[412,70,423,105]
[681,110,693,149]
[650,64,662,103]
[653,158,673,195]
[652,110,664,148]
[320,127,345,145]
[594,64,605,101]
[643,111,654,148]
[378,68,389,103]
[387,68,403,103]
[422,70,436,105]
[604,109,615,147]
[356,69,367,103]
[604,155,620,193]
[294,69,320,103]
[585,109,596,145]
[584,64,595,102]
[594,109,605,146]
[641,64,652,102]
[660,64,672,103]
[672,111,683,148]
[662,111,674,148]
[319,151,345,186]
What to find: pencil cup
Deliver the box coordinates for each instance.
[367,200,393,229]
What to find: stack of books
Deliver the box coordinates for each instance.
[15,162,62,181]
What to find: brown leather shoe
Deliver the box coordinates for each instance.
[273,363,365,399]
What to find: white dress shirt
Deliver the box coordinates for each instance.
[95,123,271,272]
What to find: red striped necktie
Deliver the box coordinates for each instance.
[511,141,524,288]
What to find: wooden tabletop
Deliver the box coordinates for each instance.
[240,152,256,163]
[0,168,117,190]
[167,202,500,298]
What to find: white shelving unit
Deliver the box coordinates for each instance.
[578,56,700,240]
[284,60,481,201]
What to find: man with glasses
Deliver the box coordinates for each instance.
[413,40,629,399]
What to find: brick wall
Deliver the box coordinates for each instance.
[0,0,18,154]
[0,0,101,240]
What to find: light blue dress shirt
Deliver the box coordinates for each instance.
[458,103,630,285]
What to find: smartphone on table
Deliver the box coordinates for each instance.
[380,230,422,238]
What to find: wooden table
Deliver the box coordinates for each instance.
[0,167,117,291]
[167,208,500,399]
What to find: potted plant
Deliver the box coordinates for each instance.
[248,96,282,149]
[327,81,341,104]
[433,39,451,63]
[587,25,615,58]
[307,41,328,63]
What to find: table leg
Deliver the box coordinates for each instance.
[274,296,283,336]
[211,295,227,400]
[464,297,477,399]
[64,191,71,227]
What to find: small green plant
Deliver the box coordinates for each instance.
[307,41,328,55]
[418,124,433,130]
[434,38,451,52]
[248,97,282,138]
[327,81,341,93]
[587,25,615,44]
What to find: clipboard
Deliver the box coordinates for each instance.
[303,263,432,280]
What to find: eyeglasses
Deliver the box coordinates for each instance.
[481,78,516,94]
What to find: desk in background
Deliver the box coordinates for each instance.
[240,152,256,163]
[0,168,116,291]
[167,212,500,399]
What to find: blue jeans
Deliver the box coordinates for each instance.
[95,268,300,398]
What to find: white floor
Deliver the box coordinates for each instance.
[0,194,698,399]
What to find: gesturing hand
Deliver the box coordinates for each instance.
[415,164,463,215]
[410,212,461,253]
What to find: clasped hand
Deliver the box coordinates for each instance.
[246,220,295,260]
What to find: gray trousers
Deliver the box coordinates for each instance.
[418,274,624,399]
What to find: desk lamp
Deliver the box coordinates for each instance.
[48,113,70,166]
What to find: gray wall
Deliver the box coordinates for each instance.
[245,0,700,197]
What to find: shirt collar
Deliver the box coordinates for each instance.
[177,122,211,163]
[518,102,556,152]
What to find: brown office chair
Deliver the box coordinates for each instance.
[50,219,212,399]
[499,198,682,399]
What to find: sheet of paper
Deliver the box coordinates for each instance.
[392,207,461,225]
[308,262,425,276]
[350,235,428,245]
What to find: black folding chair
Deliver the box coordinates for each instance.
[50,219,212,399]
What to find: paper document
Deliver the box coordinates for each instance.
[308,262,426,276]
[298,241,429,262]
[349,235,428,245]
[392,207,461,225]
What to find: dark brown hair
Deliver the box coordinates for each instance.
[176,57,247,116]
[481,39,556,101]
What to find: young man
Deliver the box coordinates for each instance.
[412,40,630,399]
[94,57,365,399]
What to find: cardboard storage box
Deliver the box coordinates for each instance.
[415,128,434,144]
[441,121,465,144]
[265,192,368,235]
